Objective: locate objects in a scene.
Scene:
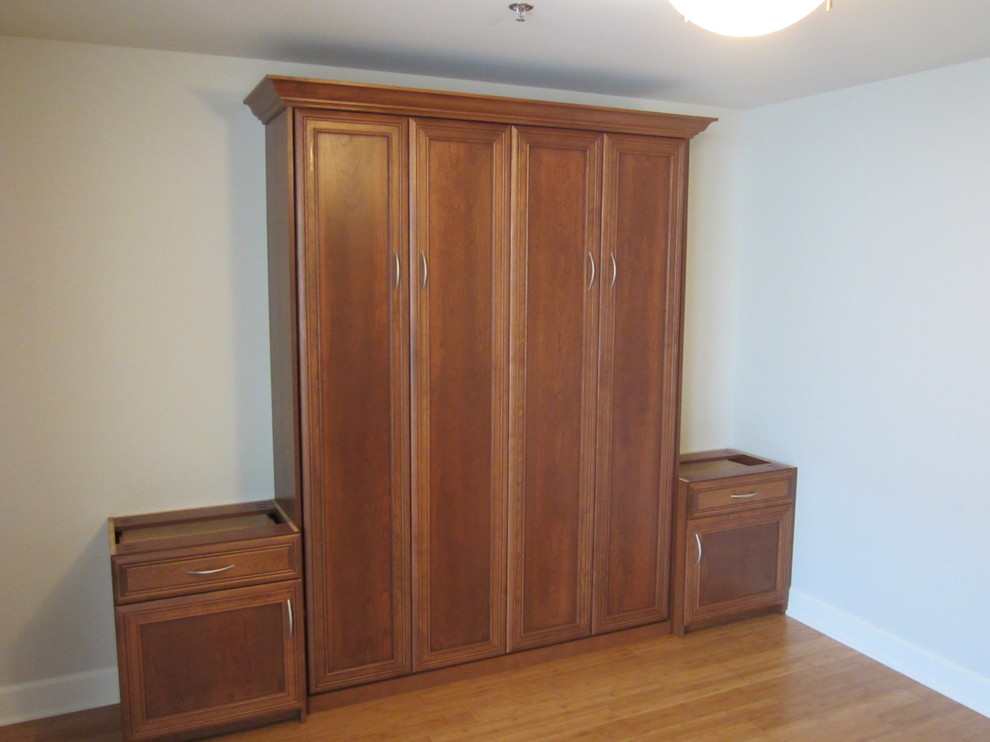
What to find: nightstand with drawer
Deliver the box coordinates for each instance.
[672,450,797,635]
[108,501,305,741]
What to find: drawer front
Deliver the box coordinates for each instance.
[690,475,792,516]
[116,541,301,603]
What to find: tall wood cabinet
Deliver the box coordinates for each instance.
[245,76,714,699]
[508,128,601,651]
[507,130,688,645]
[593,135,687,633]
[295,111,411,692]
[411,119,511,671]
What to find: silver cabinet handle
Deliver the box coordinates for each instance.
[610,253,617,288]
[287,598,294,638]
[394,251,400,289]
[695,534,702,566]
[420,252,428,289]
[186,564,234,576]
[587,252,596,289]
[730,492,758,499]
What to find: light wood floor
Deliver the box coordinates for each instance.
[3,616,987,741]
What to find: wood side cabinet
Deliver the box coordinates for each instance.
[109,502,305,741]
[673,450,796,635]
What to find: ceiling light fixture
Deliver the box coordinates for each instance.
[669,0,832,37]
[509,3,533,22]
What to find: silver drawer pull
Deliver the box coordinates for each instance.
[587,252,596,289]
[695,533,702,565]
[730,492,758,499]
[287,598,294,638]
[186,564,235,576]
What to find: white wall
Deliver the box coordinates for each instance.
[736,58,990,715]
[0,36,738,723]
[681,107,745,451]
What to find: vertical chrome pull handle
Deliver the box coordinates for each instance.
[587,252,596,289]
[610,253,617,288]
[394,251,400,289]
[287,598,294,638]
[420,252,428,289]
[695,533,703,566]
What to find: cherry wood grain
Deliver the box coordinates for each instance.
[411,119,510,671]
[112,537,301,604]
[685,505,794,625]
[263,111,303,528]
[690,474,792,515]
[109,501,298,557]
[673,450,797,634]
[679,448,794,482]
[246,76,717,139]
[114,581,304,741]
[593,134,688,633]
[297,111,412,691]
[507,127,602,651]
[249,78,702,696]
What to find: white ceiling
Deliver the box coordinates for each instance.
[2,0,989,109]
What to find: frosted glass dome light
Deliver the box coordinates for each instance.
[669,0,827,37]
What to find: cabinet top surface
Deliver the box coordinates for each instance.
[108,500,299,557]
[679,449,796,483]
[244,75,717,139]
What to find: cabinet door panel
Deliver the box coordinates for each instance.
[508,127,602,651]
[116,582,303,741]
[412,119,510,670]
[298,112,411,691]
[593,134,687,633]
[684,506,794,623]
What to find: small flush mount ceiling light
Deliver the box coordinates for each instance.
[670,0,832,37]
[509,2,533,22]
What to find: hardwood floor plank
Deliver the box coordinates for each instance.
[3,616,986,741]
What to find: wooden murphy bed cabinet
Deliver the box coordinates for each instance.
[244,76,715,700]
[673,450,797,635]
[109,502,305,741]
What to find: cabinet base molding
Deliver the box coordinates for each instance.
[308,621,672,713]
[676,604,787,635]
[123,709,303,742]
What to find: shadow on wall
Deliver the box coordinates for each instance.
[271,37,682,100]
[193,84,275,503]
[9,525,119,713]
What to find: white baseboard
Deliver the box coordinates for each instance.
[787,590,990,718]
[0,666,119,726]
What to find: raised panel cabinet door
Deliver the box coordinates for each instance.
[593,134,688,633]
[684,506,794,624]
[507,127,602,652]
[297,112,412,691]
[115,581,304,741]
[411,118,510,671]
